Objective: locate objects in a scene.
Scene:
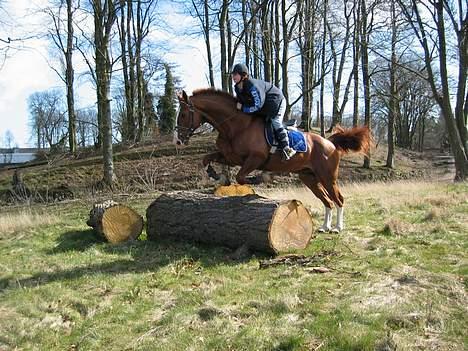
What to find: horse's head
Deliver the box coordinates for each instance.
[174,90,203,146]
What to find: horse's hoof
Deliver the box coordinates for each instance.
[318,227,331,233]
[331,227,342,233]
[218,174,231,186]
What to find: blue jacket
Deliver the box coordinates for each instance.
[234,78,284,118]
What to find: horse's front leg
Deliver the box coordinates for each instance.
[202,152,231,184]
[202,151,226,167]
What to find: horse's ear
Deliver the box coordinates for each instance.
[176,90,189,103]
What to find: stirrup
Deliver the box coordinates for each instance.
[282,147,296,161]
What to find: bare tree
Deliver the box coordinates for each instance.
[1,130,16,164]
[327,0,355,132]
[360,0,378,168]
[76,108,99,147]
[45,0,79,154]
[297,0,323,130]
[28,90,68,150]
[189,0,216,87]
[91,0,120,186]
[398,0,467,180]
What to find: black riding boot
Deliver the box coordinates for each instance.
[275,128,296,161]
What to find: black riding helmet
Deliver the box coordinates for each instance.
[231,63,249,75]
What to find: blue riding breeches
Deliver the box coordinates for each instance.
[269,100,289,149]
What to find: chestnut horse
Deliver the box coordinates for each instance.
[174,89,371,232]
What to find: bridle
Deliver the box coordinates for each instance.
[175,99,199,142]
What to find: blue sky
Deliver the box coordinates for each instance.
[0,0,209,147]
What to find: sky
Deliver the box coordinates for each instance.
[0,0,209,147]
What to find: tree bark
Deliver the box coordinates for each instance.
[146,192,315,255]
[387,0,397,168]
[93,0,117,186]
[219,0,229,91]
[360,0,372,168]
[66,0,77,154]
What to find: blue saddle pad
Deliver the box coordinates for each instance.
[264,123,307,153]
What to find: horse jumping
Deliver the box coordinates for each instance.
[174,88,371,232]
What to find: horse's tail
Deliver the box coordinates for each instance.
[328,125,372,154]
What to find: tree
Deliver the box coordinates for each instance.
[45,0,78,154]
[76,108,99,147]
[188,0,216,87]
[28,90,68,150]
[1,130,16,164]
[372,58,438,151]
[91,0,120,186]
[360,0,378,168]
[398,0,467,180]
[327,0,355,132]
[158,64,176,134]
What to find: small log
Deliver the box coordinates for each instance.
[146,191,314,254]
[214,184,255,197]
[86,200,143,243]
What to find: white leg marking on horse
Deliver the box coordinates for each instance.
[318,207,332,232]
[332,206,344,233]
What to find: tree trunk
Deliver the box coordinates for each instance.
[352,0,361,127]
[205,0,215,87]
[219,0,229,91]
[87,200,143,243]
[66,0,77,154]
[127,0,137,141]
[118,0,133,142]
[261,2,272,81]
[94,0,117,186]
[360,0,371,168]
[319,0,328,137]
[274,0,280,87]
[146,192,315,255]
[387,0,397,168]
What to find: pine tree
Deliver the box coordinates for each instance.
[159,64,176,134]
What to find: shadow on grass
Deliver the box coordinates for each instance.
[0,228,268,292]
[47,229,106,253]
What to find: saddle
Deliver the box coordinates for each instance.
[264,119,308,154]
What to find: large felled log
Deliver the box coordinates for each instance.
[146,191,314,254]
[86,200,144,243]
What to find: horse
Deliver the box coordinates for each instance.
[174,88,371,232]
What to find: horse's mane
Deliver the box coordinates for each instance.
[192,88,237,104]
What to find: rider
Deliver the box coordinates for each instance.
[231,63,296,161]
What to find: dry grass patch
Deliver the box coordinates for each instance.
[0,209,59,237]
[381,218,413,236]
[424,208,441,221]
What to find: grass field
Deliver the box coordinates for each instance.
[0,180,467,350]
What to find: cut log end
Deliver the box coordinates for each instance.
[101,205,144,243]
[87,202,143,243]
[269,200,314,253]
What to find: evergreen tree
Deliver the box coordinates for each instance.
[159,64,176,134]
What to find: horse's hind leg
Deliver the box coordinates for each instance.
[321,179,345,232]
[299,172,334,232]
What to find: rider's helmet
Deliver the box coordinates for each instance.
[231,63,249,76]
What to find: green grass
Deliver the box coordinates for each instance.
[0,181,467,350]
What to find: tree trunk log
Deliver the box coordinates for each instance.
[86,200,143,243]
[146,191,314,254]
